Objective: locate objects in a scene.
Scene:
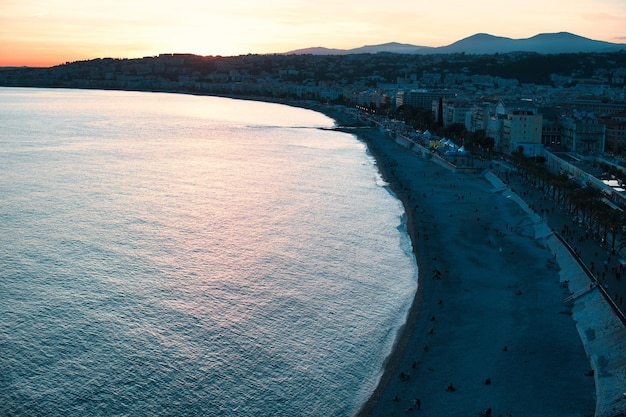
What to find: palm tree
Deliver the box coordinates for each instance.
[570,185,603,227]
[602,207,626,250]
[591,199,610,240]
[550,172,570,205]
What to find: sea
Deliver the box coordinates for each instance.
[0,87,418,417]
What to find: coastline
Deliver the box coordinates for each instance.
[261,99,597,415]
[350,127,432,417]
[346,126,595,416]
[247,98,626,416]
[5,88,611,415]
[68,91,626,415]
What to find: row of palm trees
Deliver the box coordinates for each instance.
[510,152,626,252]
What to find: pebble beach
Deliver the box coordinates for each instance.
[323,119,597,417]
[234,99,626,416]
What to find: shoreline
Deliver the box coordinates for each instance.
[248,98,598,415]
[269,99,626,416]
[347,127,595,416]
[98,92,626,415]
[6,88,612,415]
[351,128,430,417]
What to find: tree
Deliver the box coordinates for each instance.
[437,123,466,140]
[550,172,571,204]
[600,206,625,250]
[390,105,435,131]
[570,185,603,227]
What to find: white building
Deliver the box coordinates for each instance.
[504,110,544,155]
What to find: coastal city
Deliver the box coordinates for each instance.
[1,51,625,155]
[3,49,626,416]
[3,51,626,230]
[6,0,626,415]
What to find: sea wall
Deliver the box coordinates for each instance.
[487,170,626,417]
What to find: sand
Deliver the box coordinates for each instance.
[336,126,597,417]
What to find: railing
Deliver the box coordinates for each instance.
[555,231,626,326]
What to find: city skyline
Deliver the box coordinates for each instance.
[2,0,626,67]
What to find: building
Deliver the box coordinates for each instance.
[502,110,543,155]
[486,99,543,154]
[602,113,626,154]
[567,97,626,116]
[561,113,606,155]
[435,99,473,128]
[539,107,563,148]
[467,100,498,132]
[487,114,506,153]
[398,89,454,111]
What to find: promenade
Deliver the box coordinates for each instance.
[491,160,626,417]
[494,160,626,322]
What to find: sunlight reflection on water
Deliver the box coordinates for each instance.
[0,88,417,417]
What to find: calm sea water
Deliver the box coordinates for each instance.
[0,88,418,417]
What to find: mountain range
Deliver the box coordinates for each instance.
[284,32,626,55]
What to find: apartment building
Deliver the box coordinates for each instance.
[467,101,498,132]
[602,113,626,153]
[397,89,454,111]
[502,110,543,155]
[483,99,542,154]
[561,113,606,155]
[539,108,563,148]
[435,99,473,127]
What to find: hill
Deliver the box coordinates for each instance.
[284,32,626,55]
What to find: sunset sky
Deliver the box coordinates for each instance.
[2,0,626,67]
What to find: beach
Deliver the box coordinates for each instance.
[329,123,597,416]
[222,98,626,416]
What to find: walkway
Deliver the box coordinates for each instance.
[493,161,626,321]
[491,161,626,417]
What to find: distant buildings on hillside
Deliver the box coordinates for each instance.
[1,52,625,155]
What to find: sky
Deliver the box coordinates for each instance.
[2,0,626,67]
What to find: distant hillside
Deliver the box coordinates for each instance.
[284,32,626,55]
[437,32,626,55]
[286,42,433,55]
[285,46,348,55]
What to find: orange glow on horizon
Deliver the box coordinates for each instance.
[2,0,625,67]
[0,48,77,68]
